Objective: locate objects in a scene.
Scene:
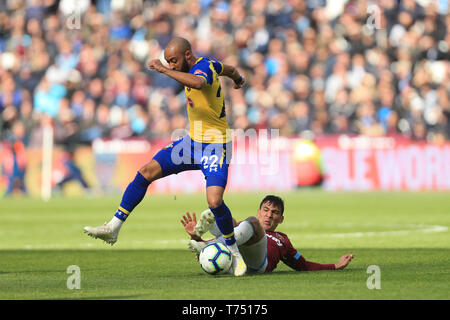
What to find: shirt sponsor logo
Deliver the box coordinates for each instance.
[266,233,283,247]
[194,69,207,77]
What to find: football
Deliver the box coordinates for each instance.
[199,242,232,275]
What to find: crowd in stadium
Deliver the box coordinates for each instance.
[0,0,449,152]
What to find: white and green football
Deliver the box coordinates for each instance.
[199,242,232,275]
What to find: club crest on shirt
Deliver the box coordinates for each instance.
[275,233,285,242]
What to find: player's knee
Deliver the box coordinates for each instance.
[206,186,225,209]
[207,198,223,209]
[244,216,264,245]
[139,160,162,183]
[249,217,264,236]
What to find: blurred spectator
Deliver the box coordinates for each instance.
[2,121,27,196]
[0,0,447,150]
[53,149,90,194]
[33,78,67,117]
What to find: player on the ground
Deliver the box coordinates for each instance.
[181,195,355,274]
[84,37,248,276]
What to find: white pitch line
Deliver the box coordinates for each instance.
[145,223,449,245]
[299,224,448,239]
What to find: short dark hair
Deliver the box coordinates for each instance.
[259,195,285,215]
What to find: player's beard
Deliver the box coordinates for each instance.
[181,58,190,73]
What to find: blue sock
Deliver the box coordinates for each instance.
[114,172,150,221]
[209,202,236,246]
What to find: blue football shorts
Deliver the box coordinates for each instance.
[152,135,232,188]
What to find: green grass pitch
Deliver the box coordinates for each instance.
[0,190,449,300]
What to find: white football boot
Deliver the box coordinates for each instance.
[187,239,208,260]
[193,209,216,238]
[84,222,119,245]
[229,250,247,277]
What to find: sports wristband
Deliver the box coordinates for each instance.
[234,76,243,85]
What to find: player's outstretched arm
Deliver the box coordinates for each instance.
[221,64,245,89]
[180,211,202,241]
[148,59,206,89]
[282,236,354,271]
[335,254,355,270]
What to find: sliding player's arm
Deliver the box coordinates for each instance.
[180,211,203,241]
[334,254,355,270]
[281,235,354,271]
[180,211,238,239]
[283,254,336,271]
[149,59,206,89]
[283,252,355,271]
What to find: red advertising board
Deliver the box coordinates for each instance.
[1,134,448,196]
[315,135,450,191]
